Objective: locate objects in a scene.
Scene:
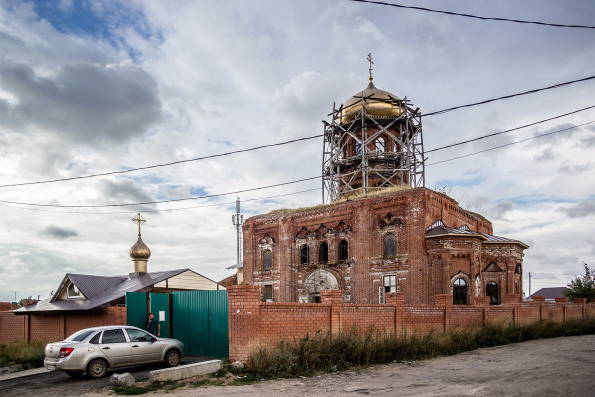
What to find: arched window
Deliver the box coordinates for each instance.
[300,245,310,264]
[515,263,522,274]
[319,242,328,264]
[453,279,467,305]
[486,281,498,305]
[338,240,348,261]
[375,137,385,154]
[263,250,272,269]
[384,233,396,257]
[355,141,363,156]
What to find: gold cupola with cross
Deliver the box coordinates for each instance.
[322,54,425,203]
[130,213,151,273]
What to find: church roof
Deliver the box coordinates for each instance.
[15,269,189,315]
[425,221,528,248]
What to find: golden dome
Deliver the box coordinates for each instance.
[130,237,151,260]
[340,81,403,124]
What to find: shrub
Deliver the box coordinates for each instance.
[245,318,595,379]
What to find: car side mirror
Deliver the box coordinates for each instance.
[151,337,157,342]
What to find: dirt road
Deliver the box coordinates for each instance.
[154,335,595,396]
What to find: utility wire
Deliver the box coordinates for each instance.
[0,176,321,208]
[348,0,595,29]
[0,188,320,214]
[0,135,322,189]
[3,120,592,209]
[425,105,595,153]
[426,121,594,166]
[423,76,595,117]
[1,75,592,189]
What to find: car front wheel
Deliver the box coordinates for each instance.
[87,358,108,378]
[165,349,180,367]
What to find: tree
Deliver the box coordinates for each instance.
[18,295,33,307]
[563,263,595,303]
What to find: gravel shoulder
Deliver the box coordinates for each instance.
[139,335,595,396]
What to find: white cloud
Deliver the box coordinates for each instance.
[0,0,594,301]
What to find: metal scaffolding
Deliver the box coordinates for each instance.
[322,89,425,204]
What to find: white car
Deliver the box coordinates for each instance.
[44,325,185,378]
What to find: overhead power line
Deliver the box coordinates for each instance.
[0,135,322,189]
[423,75,595,117]
[348,0,595,29]
[0,188,321,214]
[0,75,592,189]
[0,176,321,208]
[425,105,595,153]
[3,120,592,209]
[426,121,594,166]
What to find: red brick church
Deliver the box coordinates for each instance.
[241,67,527,305]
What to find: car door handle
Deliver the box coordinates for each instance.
[132,345,139,348]
[102,347,110,350]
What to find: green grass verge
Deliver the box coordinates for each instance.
[243,317,595,379]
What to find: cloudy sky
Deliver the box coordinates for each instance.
[1,0,593,302]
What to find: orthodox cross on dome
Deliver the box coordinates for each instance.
[132,213,146,237]
[367,53,374,82]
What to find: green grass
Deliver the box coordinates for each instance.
[0,340,46,368]
[244,317,595,379]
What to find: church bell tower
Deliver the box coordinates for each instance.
[322,54,425,203]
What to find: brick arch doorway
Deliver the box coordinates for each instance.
[302,270,340,303]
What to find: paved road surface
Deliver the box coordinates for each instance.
[0,356,208,396]
[160,335,595,396]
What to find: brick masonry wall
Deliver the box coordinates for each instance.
[242,187,524,307]
[227,286,594,363]
[0,306,127,344]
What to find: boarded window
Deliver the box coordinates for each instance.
[264,285,273,302]
[355,141,363,156]
[264,250,272,269]
[300,245,310,264]
[338,240,348,261]
[487,281,499,305]
[384,233,396,257]
[384,275,396,293]
[453,279,467,305]
[319,242,328,264]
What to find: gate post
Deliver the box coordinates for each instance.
[228,285,261,363]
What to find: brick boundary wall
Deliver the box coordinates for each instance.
[0,306,127,344]
[227,286,595,363]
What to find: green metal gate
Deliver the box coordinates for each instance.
[150,293,170,338]
[126,290,228,359]
[126,292,148,329]
[172,290,228,359]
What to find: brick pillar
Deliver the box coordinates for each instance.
[228,285,261,363]
[504,294,521,304]
[573,298,587,319]
[433,294,452,331]
[532,295,545,321]
[321,289,343,337]
[386,293,405,337]
[555,297,568,322]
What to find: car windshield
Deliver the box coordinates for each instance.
[65,329,95,342]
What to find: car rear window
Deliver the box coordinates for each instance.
[89,332,101,345]
[65,329,95,342]
[101,328,127,344]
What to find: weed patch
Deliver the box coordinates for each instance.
[0,340,46,368]
[245,318,595,379]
